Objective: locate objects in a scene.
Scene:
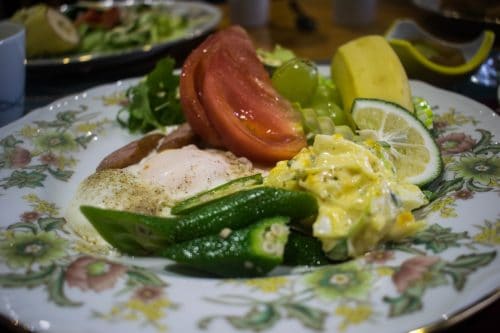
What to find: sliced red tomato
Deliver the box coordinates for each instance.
[179,33,223,147]
[202,49,305,162]
[180,26,306,163]
[180,26,256,148]
[74,7,120,29]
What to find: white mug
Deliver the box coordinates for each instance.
[0,21,25,127]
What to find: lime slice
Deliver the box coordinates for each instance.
[23,5,79,57]
[351,98,442,186]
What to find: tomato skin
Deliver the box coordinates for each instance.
[179,33,223,147]
[179,26,306,163]
[202,49,306,163]
[75,8,120,29]
[180,27,254,148]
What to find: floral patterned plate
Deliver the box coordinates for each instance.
[0,68,499,333]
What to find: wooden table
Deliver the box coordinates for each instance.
[218,0,498,62]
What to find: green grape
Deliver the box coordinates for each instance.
[327,103,350,127]
[310,76,341,107]
[309,77,349,126]
[272,58,319,105]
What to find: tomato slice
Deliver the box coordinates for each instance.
[75,8,120,29]
[179,33,223,147]
[180,26,253,148]
[180,26,306,163]
[202,48,306,163]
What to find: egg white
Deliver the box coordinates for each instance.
[126,144,257,201]
[65,145,262,250]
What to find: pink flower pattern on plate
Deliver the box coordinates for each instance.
[65,256,127,292]
[436,133,475,155]
[8,147,31,168]
[392,256,440,292]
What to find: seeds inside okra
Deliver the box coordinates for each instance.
[262,223,290,256]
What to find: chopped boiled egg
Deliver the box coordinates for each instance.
[264,134,428,260]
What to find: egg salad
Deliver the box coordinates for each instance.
[264,134,428,260]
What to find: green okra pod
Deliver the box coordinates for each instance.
[283,231,330,266]
[172,187,318,243]
[171,173,263,215]
[80,187,318,255]
[79,206,177,255]
[162,216,290,277]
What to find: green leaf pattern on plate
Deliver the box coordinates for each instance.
[0,106,110,189]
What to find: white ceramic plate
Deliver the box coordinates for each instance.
[0,69,499,333]
[26,1,221,70]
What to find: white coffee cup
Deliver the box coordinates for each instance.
[0,21,25,127]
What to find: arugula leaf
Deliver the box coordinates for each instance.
[117,57,184,133]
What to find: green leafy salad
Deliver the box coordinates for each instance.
[76,6,189,54]
[117,57,184,133]
[10,4,189,58]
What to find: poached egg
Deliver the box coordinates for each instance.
[66,145,262,250]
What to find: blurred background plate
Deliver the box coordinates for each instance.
[26,0,221,74]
